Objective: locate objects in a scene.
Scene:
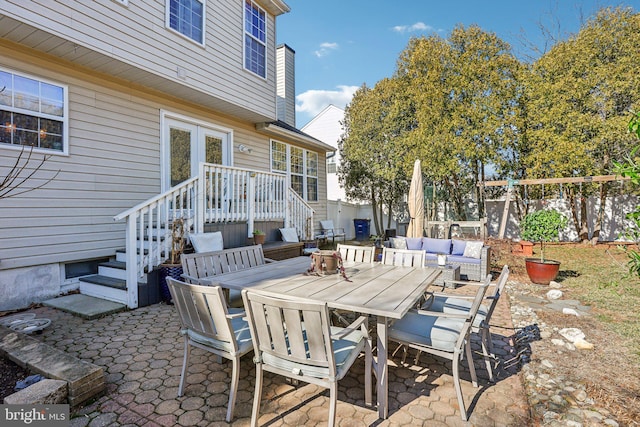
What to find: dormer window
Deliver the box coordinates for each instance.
[167,0,205,45]
[244,0,266,78]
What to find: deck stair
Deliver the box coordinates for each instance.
[79,163,314,309]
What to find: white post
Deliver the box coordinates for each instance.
[247,172,256,237]
[125,217,139,309]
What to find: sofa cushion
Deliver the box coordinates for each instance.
[462,241,483,259]
[389,237,407,249]
[447,254,481,265]
[421,238,452,254]
[405,237,422,250]
[451,239,467,256]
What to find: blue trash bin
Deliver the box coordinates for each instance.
[354,219,370,241]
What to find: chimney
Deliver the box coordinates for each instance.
[276,44,295,127]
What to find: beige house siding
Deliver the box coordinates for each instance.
[0,43,326,270]
[0,0,278,120]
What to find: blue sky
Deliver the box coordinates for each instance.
[277,1,638,127]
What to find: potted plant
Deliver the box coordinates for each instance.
[159,218,186,303]
[253,229,266,245]
[520,209,568,285]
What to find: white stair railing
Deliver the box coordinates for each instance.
[114,163,314,308]
[286,189,315,240]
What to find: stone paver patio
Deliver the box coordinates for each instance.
[21,284,531,426]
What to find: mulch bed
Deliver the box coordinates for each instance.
[0,357,29,401]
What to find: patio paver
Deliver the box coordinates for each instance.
[17,283,531,426]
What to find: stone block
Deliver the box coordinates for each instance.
[3,379,67,405]
[0,326,105,408]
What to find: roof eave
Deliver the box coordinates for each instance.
[262,0,291,16]
[256,122,335,153]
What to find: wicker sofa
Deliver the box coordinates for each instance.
[387,236,491,281]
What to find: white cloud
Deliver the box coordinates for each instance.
[296,85,359,116]
[392,22,435,33]
[314,42,339,58]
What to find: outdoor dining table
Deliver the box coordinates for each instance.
[201,256,441,419]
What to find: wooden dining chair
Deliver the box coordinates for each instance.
[421,265,510,381]
[380,247,425,267]
[241,289,372,427]
[337,244,375,263]
[166,278,253,422]
[388,276,491,421]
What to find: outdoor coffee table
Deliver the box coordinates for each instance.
[425,263,461,289]
[205,257,441,419]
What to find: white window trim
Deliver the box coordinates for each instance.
[269,139,318,202]
[0,66,69,157]
[242,0,268,80]
[165,0,207,47]
[111,0,128,6]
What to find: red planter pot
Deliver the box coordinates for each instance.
[524,258,560,285]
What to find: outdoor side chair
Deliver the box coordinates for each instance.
[389,276,491,421]
[241,289,372,427]
[166,278,253,423]
[380,247,426,267]
[336,243,375,263]
[318,220,346,244]
[421,265,510,381]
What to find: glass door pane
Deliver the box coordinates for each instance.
[170,127,191,187]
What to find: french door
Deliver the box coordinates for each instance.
[162,115,231,191]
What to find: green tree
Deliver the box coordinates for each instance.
[615,111,640,276]
[338,79,415,234]
[522,7,640,243]
[395,26,520,220]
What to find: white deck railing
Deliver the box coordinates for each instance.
[114,163,314,308]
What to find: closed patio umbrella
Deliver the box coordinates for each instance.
[407,159,424,238]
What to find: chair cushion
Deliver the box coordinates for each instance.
[389,311,465,352]
[422,238,452,254]
[279,228,300,243]
[262,326,365,380]
[451,239,467,256]
[186,315,253,355]
[462,241,483,259]
[425,297,489,328]
[190,232,224,253]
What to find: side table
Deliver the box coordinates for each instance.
[426,264,461,289]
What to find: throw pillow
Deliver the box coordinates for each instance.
[190,232,224,253]
[279,228,299,243]
[462,241,484,259]
[421,238,452,254]
[405,237,422,250]
[389,237,407,249]
[407,237,422,251]
[451,239,467,256]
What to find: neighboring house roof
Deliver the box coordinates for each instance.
[256,120,335,152]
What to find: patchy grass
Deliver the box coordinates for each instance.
[492,240,640,359]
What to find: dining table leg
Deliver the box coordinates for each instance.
[376,315,389,419]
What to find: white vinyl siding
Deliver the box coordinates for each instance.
[0,0,277,120]
[0,48,327,271]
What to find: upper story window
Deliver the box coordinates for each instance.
[244,0,266,78]
[167,0,205,45]
[271,140,318,202]
[0,68,67,154]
